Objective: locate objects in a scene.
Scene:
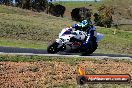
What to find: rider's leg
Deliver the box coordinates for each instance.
[80,36,96,51]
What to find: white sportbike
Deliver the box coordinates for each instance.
[47,27,103,55]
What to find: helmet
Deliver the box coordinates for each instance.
[82,19,93,26]
[80,20,89,28]
[82,20,88,25]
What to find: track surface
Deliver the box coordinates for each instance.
[0,46,131,60]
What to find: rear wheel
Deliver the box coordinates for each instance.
[47,42,59,54]
[81,42,98,56]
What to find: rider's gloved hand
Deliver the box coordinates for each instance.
[68,28,73,31]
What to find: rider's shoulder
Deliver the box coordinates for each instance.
[90,25,96,30]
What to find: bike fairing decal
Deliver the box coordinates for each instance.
[61,31,72,36]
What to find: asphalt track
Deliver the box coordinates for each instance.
[0,46,131,60]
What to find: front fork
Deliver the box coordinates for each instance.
[56,39,66,51]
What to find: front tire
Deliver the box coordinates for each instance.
[47,42,59,54]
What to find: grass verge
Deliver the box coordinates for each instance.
[0,38,47,49]
[0,55,95,64]
[0,55,131,64]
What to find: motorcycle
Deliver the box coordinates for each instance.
[47,26,104,55]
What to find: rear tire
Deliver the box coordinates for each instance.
[47,42,59,54]
[81,42,98,56]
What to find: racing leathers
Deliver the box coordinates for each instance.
[72,20,97,50]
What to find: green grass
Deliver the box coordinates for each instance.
[118,25,132,31]
[95,27,132,55]
[0,38,47,49]
[102,0,132,7]
[0,5,75,49]
[0,5,75,42]
[0,55,95,64]
[0,5,39,16]
[0,55,131,65]
[54,1,102,8]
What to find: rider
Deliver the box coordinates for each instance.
[71,17,97,51]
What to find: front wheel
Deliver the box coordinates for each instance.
[47,42,59,54]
